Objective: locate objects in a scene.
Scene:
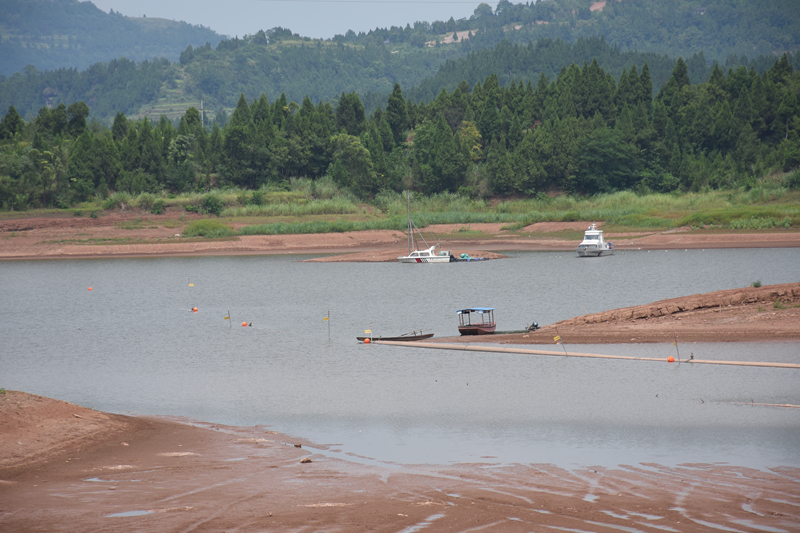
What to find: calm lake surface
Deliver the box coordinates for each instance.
[2,248,799,468]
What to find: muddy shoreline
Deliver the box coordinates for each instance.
[2,213,799,261]
[2,390,799,532]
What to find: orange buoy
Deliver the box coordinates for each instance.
[88,287,92,291]
[667,356,675,363]
[192,307,198,312]
[242,322,247,327]
[364,338,370,344]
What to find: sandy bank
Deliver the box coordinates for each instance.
[433,282,800,345]
[2,213,798,261]
[1,390,798,532]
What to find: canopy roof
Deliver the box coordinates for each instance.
[456,307,494,314]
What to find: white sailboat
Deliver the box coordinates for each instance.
[397,192,453,263]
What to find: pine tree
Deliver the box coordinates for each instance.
[386,83,408,145]
[0,105,25,140]
[367,122,387,178]
[111,112,128,142]
[639,62,653,114]
[652,100,667,140]
[777,91,798,140]
[67,131,95,200]
[708,63,725,87]
[478,98,500,145]
[230,94,253,127]
[671,57,691,90]
[378,117,395,153]
[66,102,89,138]
[712,101,736,153]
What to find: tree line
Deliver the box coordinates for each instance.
[1,53,798,211]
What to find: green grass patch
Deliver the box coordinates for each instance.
[220,198,359,217]
[183,219,236,238]
[730,216,792,230]
[116,217,145,230]
[677,206,799,227]
[238,217,408,236]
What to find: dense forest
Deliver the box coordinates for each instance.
[1,0,799,122]
[1,53,798,212]
[339,0,800,63]
[0,0,223,77]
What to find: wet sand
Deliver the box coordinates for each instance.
[1,391,799,532]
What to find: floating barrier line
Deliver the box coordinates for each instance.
[375,341,800,369]
[731,402,800,408]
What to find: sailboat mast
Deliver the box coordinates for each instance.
[407,191,411,255]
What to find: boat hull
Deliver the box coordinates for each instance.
[397,255,452,263]
[575,246,614,257]
[357,333,434,342]
[458,323,497,335]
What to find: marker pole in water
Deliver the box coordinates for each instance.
[674,334,681,365]
[228,310,231,328]
[326,310,330,341]
[555,326,568,357]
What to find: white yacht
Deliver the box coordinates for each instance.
[398,245,453,263]
[575,223,614,257]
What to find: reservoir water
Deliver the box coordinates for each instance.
[2,248,799,468]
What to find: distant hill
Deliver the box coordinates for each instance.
[1,0,799,122]
[0,0,225,77]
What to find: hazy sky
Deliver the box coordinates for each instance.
[90,0,488,40]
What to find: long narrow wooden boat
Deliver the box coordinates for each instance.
[457,307,497,335]
[357,333,434,342]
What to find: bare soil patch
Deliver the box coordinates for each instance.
[590,0,607,12]
[1,390,798,532]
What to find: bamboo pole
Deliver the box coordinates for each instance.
[374,341,800,369]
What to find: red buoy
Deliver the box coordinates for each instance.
[242,322,247,327]
[364,338,371,344]
[192,307,198,312]
[667,356,675,363]
[88,287,92,291]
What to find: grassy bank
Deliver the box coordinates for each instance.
[6,175,800,238]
